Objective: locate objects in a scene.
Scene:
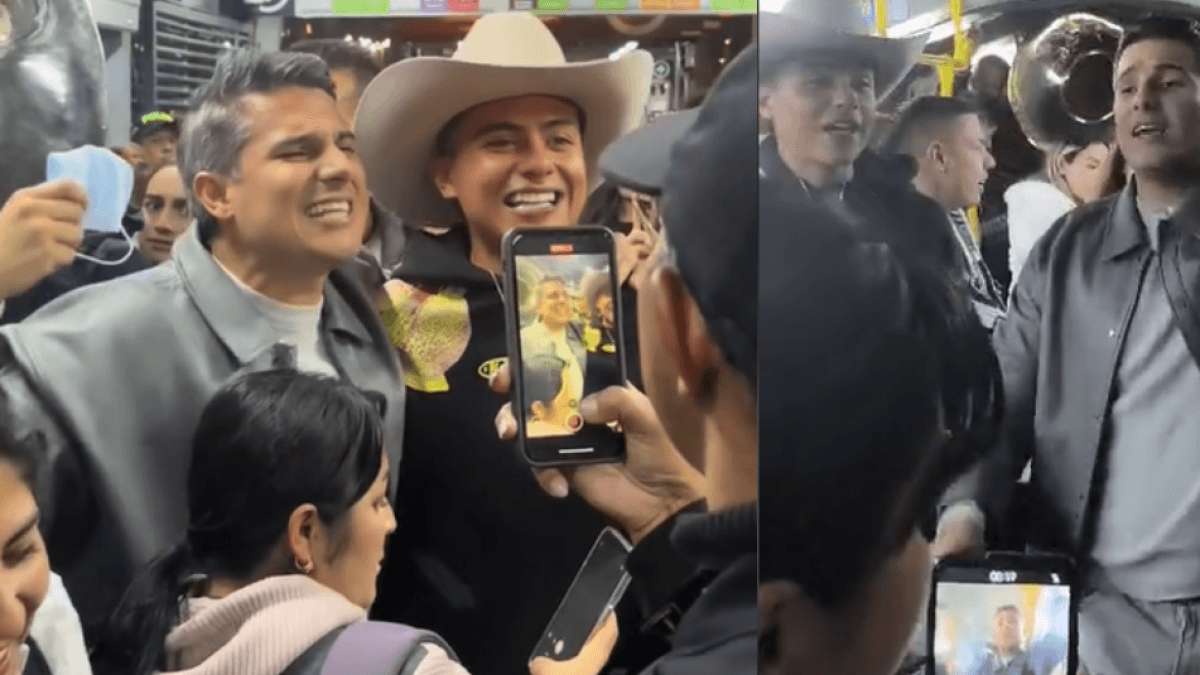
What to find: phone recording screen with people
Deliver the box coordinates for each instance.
[927,554,1077,675]
[503,226,628,467]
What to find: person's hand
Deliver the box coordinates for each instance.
[528,613,619,675]
[614,230,653,289]
[0,180,87,300]
[491,366,706,545]
[930,509,986,560]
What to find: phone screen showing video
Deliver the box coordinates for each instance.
[930,562,1074,675]
[508,227,627,465]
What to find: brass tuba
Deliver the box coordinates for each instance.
[1010,13,1124,151]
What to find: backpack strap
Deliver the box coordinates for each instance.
[320,621,459,675]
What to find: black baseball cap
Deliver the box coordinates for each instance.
[600,43,758,384]
[132,111,180,143]
[598,109,698,196]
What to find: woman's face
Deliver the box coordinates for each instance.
[1061,142,1116,203]
[313,454,395,610]
[0,462,49,675]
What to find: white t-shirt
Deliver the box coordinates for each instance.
[213,258,338,377]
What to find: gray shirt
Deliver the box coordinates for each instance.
[1091,202,1200,601]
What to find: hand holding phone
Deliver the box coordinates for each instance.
[490,369,707,546]
[530,528,631,666]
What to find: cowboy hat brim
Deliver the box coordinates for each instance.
[355,51,653,225]
[759,12,926,98]
[598,109,698,196]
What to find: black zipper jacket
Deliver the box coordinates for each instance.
[372,226,658,675]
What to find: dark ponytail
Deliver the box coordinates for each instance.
[104,370,386,674]
[107,540,202,675]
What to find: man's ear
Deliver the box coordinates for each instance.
[927,140,949,172]
[429,158,457,200]
[646,266,722,404]
[193,172,234,222]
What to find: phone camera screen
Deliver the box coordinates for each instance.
[515,252,622,441]
[932,568,1071,675]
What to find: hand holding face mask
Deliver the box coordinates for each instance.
[0,179,87,300]
[45,145,137,267]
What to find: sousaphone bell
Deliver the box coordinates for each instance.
[1010,13,1124,151]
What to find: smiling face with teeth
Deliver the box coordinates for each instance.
[1114,38,1200,175]
[198,87,370,284]
[430,95,587,262]
[759,57,877,188]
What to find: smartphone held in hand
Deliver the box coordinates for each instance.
[926,552,1078,675]
[531,527,633,664]
[502,226,629,468]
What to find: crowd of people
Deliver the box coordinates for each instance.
[3,0,1200,673]
[0,8,757,675]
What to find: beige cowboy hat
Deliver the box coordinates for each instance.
[761,0,926,98]
[355,12,653,225]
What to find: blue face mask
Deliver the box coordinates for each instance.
[46,145,136,266]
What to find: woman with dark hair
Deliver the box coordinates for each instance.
[0,390,91,675]
[1004,135,1124,287]
[105,371,451,675]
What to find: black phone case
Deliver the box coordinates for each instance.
[501,226,629,468]
[530,527,633,663]
[925,552,1079,675]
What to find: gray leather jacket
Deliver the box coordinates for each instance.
[960,183,1200,558]
[0,226,405,641]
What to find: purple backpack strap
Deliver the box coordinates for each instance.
[320,621,459,675]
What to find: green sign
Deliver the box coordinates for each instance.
[709,0,754,9]
[534,0,568,9]
[332,0,389,13]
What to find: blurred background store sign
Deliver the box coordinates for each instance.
[283,0,751,15]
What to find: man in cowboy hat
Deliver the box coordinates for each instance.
[759,0,964,278]
[353,13,654,675]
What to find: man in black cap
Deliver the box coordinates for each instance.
[120,112,181,235]
[500,41,758,675]
[131,111,179,173]
[759,0,964,279]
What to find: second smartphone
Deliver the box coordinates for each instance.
[502,226,629,467]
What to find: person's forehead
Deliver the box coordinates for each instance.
[242,89,347,143]
[1117,38,1199,77]
[146,166,185,194]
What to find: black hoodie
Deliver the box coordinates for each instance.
[372,225,646,675]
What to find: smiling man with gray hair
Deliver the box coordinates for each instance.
[0,49,404,670]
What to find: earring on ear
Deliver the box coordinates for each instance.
[294,558,314,574]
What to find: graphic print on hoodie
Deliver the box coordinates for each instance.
[372,226,642,675]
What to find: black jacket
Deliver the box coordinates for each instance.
[759,137,964,279]
[373,227,654,675]
[958,183,1200,559]
[634,504,756,675]
[2,231,151,324]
